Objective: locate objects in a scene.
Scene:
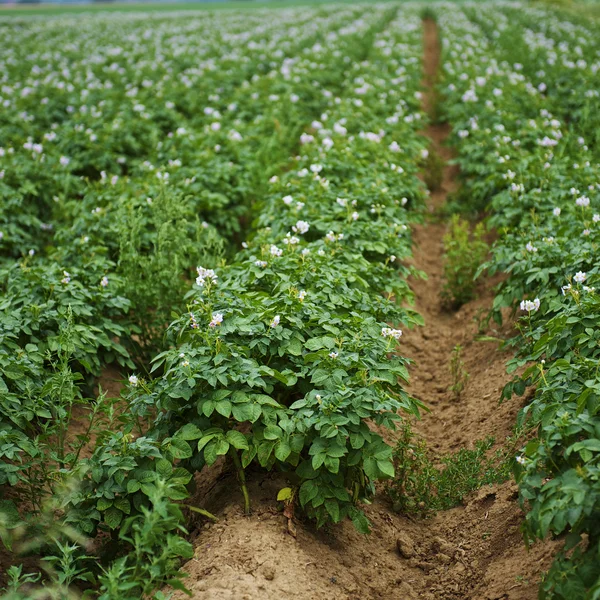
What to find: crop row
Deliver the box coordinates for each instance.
[0,4,380,496]
[89,4,428,535]
[0,5,429,597]
[438,4,600,597]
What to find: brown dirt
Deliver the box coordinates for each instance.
[170,19,559,600]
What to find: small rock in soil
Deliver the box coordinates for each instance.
[396,532,416,558]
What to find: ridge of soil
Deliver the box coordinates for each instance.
[171,20,559,600]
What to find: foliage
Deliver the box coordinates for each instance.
[387,424,510,516]
[0,480,191,600]
[96,480,193,600]
[423,147,444,192]
[129,7,428,532]
[441,215,488,308]
[0,4,428,597]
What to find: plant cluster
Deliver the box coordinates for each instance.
[441,215,488,308]
[439,4,600,596]
[387,424,509,516]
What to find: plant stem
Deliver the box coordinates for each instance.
[229,447,251,515]
[183,505,219,522]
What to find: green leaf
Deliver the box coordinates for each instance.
[126,480,140,494]
[226,430,249,450]
[114,497,131,515]
[363,457,378,479]
[204,442,218,466]
[156,458,173,478]
[257,441,275,466]
[305,337,336,351]
[350,510,370,534]
[277,487,293,502]
[177,423,203,440]
[299,480,319,507]
[96,498,113,512]
[377,459,395,478]
[104,508,123,530]
[169,438,193,459]
[264,425,283,440]
[241,446,257,469]
[311,369,329,384]
[324,498,340,523]
[232,403,261,423]
[165,485,189,501]
[215,400,232,418]
[274,440,292,462]
[0,501,23,530]
[201,400,216,417]
[215,438,230,456]
[287,338,303,356]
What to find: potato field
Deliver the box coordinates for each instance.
[0,2,599,599]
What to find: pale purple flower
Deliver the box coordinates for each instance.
[196,267,217,287]
[209,313,223,328]
[525,242,538,253]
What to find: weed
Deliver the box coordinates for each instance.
[423,147,444,192]
[117,187,223,362]
[441,215,488,308]
[449,344,469,400]
[388,424,510,516]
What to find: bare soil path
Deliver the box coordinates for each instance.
[171,19,558,600]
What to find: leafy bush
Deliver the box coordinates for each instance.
[0,480,191,600]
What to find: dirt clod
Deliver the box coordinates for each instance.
[396,532,417,559]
